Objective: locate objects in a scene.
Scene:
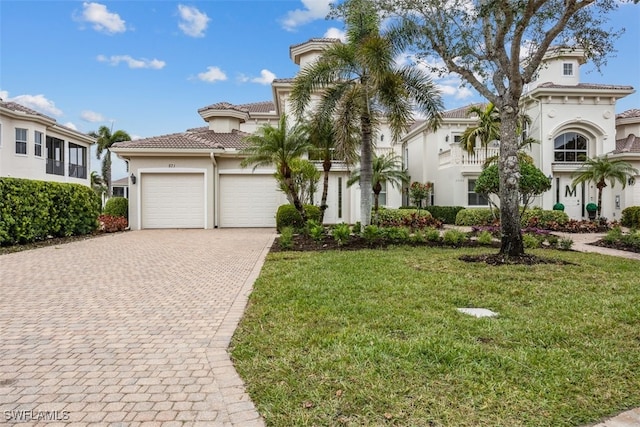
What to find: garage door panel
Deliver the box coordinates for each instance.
[219,175,282,227]
[141,173,205,229]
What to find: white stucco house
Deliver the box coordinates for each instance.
[403,47,638,221]
[111,40,638,229]
[0,100,95,186]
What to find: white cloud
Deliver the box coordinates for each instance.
[78,2,126,34]
[97,54,166,69]
[324,27,346,41]
[236,74,250,83]
[2,92,63,116]
[281,0,332,31]
[81,110,105,122]
[197,66,227,83]
[63,122,78,130]
[251,69,276,85]
[177,4,210,38]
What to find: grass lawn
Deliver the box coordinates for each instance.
[231,247,640,426]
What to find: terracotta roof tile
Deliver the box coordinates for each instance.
[613,134,640,153]
[617,109,640,119]
[112,128,250,150]
[237,101,276,113]
[272,78,295,84]
[289,38,340,50]
[441,103,486,119]
[0,100,55,121]
[197,102,248,114]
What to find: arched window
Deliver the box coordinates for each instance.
[554,132,588,162]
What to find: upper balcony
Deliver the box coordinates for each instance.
[439,144,500,173]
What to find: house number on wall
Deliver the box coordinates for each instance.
[168,163,175,168]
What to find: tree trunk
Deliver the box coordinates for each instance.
[498,105,524,256]
[103,152,112,197]
[373,181,382,213]
[360,115,373,227]
[596,181,606,218]
[284,167,307,223]
[319,157,331,224]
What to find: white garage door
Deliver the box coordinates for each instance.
[141,173,205,229]
[219,175,282,227]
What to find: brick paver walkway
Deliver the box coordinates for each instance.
[0,229,274,427]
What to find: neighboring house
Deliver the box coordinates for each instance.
[111,176,130,198]
[0,100,95,185]
[112,40,636,229]
[112,39,400,230]
[403,47,637,221]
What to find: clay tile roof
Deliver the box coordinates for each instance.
[289,38,341,49]
[613,134,640,154]
[442,103,486,119]
[238,101,276,113]
[617,109,640,119]
[0,100,55,121]
[272,78,295,84]
[112,128,251,151]
[197,102,249,114]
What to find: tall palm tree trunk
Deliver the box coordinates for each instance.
[360,114,373,226]
[283,167,307,222]
[596,181,606,217]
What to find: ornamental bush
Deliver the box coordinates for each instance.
[0,177,100,245]
[104,197,129,219]
[521,207,569,228]
[455,208,496,226]
[621,206,640,228]
[374,208,440,230]
[425,206,465,224]
[276,204,321,232]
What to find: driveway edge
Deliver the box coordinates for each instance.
[206,231,275,427]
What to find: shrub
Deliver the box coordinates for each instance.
[558,237,574,250]
[442,229,467,246]
[362,225,381,245]
[521,208,569,229]
[425,206,465,224]
[522,233,541,249]
[374,208,441,230]
[425,227,441,242]
[276,204,322,232]
[410,229,426,243]
[331,223,351,246]
[0,177,100,245]
[104,197,128,219]
[382,226,411,243]
[99,214,128,233]
[279,226,294,250]
[476,230,494,245]
[621,206,640,228]
[586,202,598,213]
[307,220,325,242]
[546,234,559,247]
[455,208,496,226]
[553,203,565,211]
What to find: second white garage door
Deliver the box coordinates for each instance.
[219,174,283,227]
[141,173,205,229]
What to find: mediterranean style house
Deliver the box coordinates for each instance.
[111,39,638,229]
[0,100,95,186]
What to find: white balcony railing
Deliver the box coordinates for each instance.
[439,145,500,168]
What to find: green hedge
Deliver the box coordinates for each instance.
[455,206,569,228]
[0,177,100,245]
[425,206,465,224]
[621,206,640,228]
[276,204,321,232]
[104,196,129,219]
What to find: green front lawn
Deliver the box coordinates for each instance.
[231,247,640,426]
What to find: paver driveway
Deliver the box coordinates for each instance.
[0,229,275,427]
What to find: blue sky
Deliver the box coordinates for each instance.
[1,1,639,180]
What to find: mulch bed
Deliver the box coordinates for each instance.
[0,232,115,255]
[589,240,640,254]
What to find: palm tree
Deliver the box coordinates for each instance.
[290,0,442,227]
[571,155,638,217]
[304,112,359,223]
[460,103,500,156]
[241,115,311,221]
[90,125,131,196]
[347,152,409,214]
[90,171,106,196]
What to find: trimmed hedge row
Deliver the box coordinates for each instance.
[276,204,321,232]
[455,207,569,228]
[0,177,100,245]
[424,206,465,224]
[621,206,640,228]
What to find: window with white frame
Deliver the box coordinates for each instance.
[373,182,387,207]
[34,131,43,157]
[554,132,587,162]
[46,136,65,176]
[563,63,573,76]
[468,179,488,206]
[68,143,87,179]
[15,128,27,154]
